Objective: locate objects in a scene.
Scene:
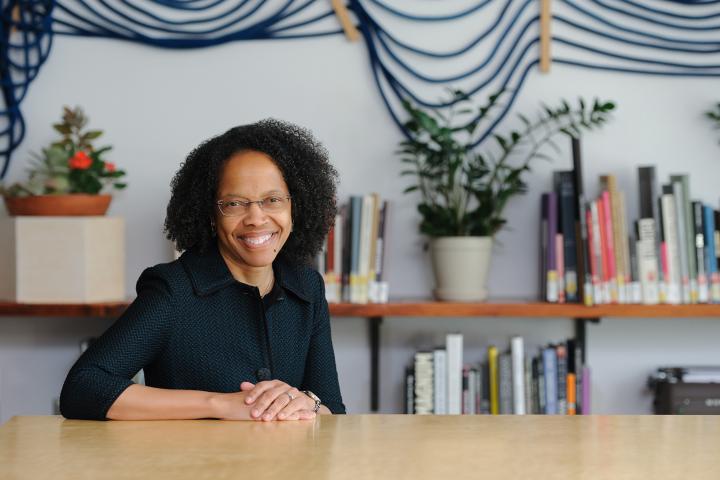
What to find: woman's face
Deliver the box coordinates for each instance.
[215,150,292,271]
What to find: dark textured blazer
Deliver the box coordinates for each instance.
[60,243,346,419]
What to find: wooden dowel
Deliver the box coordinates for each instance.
[331,0,360,42]
[540,0,552,73]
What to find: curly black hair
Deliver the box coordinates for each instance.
[165,119,338,265]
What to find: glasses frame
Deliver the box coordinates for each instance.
[216,195,292,217]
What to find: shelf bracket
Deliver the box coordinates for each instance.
[574,317,600,364]
[369,316,382,412]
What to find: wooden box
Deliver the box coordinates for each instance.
[0,217,125,303]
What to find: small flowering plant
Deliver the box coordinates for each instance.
[0,106,126,196]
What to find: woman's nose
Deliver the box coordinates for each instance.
[243,202,268,225]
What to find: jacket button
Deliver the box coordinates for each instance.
[256,368,271,381]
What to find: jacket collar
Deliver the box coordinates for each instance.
[179,242,311,303]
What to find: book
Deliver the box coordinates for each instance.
[660,186,681,304]
[498,352,513,414]
[433,348,447,415]
[446,333,463,414]
[511,336,526,414]
[600,190,618,303]
[588,202,603,303]
[704,206,720,302]
[546,192,559,302]
[693,201,709,303]
[349,197,362,303]
[524,355,533,415]
[555,171,579,302]
[413,352,434,414]
[556,344,568,415]
[542,346,558,414]
[581,366,591,414]
[405,366,415,414]
[638,166,663,297]
[671,180,692,303]
[600,175,628,303]
[556,233,565,303]
[540,193,550,301]
[488,345,499,414]
[567,373,577,415]
[636,218,660,304]
[571,137,592,306]
[670,175,697,302]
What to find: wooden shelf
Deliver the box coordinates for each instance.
[2,300,720,318]
[0,301,129,318]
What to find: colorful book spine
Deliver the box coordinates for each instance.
[488,345,499,415]
[498,352,513,414]
[671,175,697,302]
[542,346,558,415]
[556,233,565,304]
[567,373,577,415]
[571,138,592,306]
[636,218,660,304]
[540,193,550,301]
[546,192,559,302]
[693,201,709,303]
[671,180,691,303]
[661,186,681,304]
[601,191,618,303]
[556,344,568,415]
[555,170,579,302]
[704,206,720,302]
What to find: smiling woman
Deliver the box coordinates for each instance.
[59,120,345,421]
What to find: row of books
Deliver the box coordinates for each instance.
[316,194,390,304]
[405,334,590,415]
[541,138,720,305]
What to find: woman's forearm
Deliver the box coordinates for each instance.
[106,384,250,420]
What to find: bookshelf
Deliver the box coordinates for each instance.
[3,300,720,412]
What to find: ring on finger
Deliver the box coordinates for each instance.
[285,391,295,401]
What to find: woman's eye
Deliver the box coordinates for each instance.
[227,201,243,207]
[268,197,282,203]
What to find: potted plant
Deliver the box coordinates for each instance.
[0,106,127,216]
[398,91,615,301]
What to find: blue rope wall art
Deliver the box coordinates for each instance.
[1,0,719,178]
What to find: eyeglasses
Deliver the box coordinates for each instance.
[216,195,291,216]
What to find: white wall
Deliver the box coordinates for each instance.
[1,12,720,421]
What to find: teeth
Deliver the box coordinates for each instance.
[242,233,273,246]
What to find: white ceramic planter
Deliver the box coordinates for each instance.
[430,236,493,302]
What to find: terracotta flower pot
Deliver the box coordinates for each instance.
[3,194,112,216]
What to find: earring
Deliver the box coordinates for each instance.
[210,220,216,236]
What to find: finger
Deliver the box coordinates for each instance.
[278,410,315,422]
[297,410,317,421]
[249,383,291,418]
[240,381,255,392]
[275,388,307,420]
[245,380,282,405]
[261,390,297,421]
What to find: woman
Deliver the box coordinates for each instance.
[60,119,345,420]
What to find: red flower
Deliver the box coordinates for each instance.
[68,151,92,170]
[105,162,116,173]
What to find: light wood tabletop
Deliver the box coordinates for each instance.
[1,415,718,479]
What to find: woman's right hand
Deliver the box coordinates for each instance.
[210,391,256,420]
[210,389,314,421]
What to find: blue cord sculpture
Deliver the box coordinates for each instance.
[1,0,719,178]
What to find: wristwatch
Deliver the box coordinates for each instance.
[302,390,321,413]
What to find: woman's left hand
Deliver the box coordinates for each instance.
[240,380,316,421]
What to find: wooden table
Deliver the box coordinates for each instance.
[1,415,718,479]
